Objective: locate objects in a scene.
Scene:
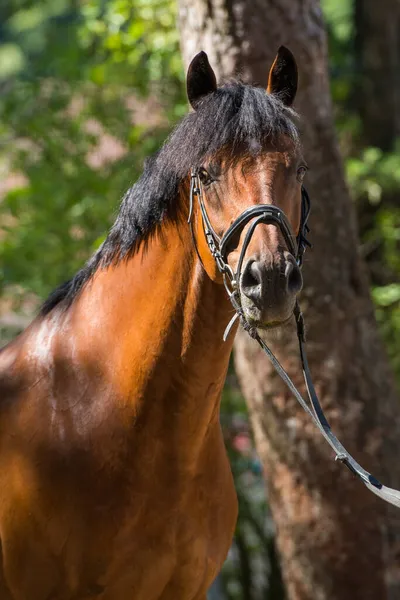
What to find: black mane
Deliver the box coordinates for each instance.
[41,83,298,315]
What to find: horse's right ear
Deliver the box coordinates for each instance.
[186,51,217,109]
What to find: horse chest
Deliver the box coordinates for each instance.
[0,422,237,600]
[96,439,237,599]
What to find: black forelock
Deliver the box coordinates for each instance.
[40,82,299,316]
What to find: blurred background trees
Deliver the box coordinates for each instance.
[1,1,400,599]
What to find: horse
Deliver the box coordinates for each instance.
[0,46,306,600]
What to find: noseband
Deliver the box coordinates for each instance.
[188,168,400,509]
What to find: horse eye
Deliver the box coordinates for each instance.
[198,168,213,186]
[297,166,307,182]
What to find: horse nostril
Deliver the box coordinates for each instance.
[241,260,262,302]
[241,258,302,309]
[285,260,303,295]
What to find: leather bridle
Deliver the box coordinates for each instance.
[188,167,400,509]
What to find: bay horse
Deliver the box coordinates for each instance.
[0,47,306,600]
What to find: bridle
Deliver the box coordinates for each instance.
[188,167,400,509]
[189,168,310,338]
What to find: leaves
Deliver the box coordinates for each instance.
[0,0,185,300]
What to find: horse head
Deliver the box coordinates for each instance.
[186,47,308,330]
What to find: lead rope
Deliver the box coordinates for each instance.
[252,305,400,508]
[224,288,400,507]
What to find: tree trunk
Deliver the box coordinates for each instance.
[178,2,400,599]
[354,0,400,151]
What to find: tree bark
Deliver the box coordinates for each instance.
[354,0,400,151]
[178,2,400,599]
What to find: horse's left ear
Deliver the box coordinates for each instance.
[186,51,217,109]
[267,46,298,107]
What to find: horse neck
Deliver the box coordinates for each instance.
[65,211,235,461]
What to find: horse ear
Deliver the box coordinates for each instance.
[186,51,217,109]
[267,46,298,107]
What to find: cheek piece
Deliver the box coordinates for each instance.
[188,167,400,510]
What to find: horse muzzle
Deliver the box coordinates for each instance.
[240,253,303,328]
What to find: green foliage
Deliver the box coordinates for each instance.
[347,146,400,205]
[345,147,400,384]
[0,0,185,300]
[373,284,400,378]
[322,0,400,386]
